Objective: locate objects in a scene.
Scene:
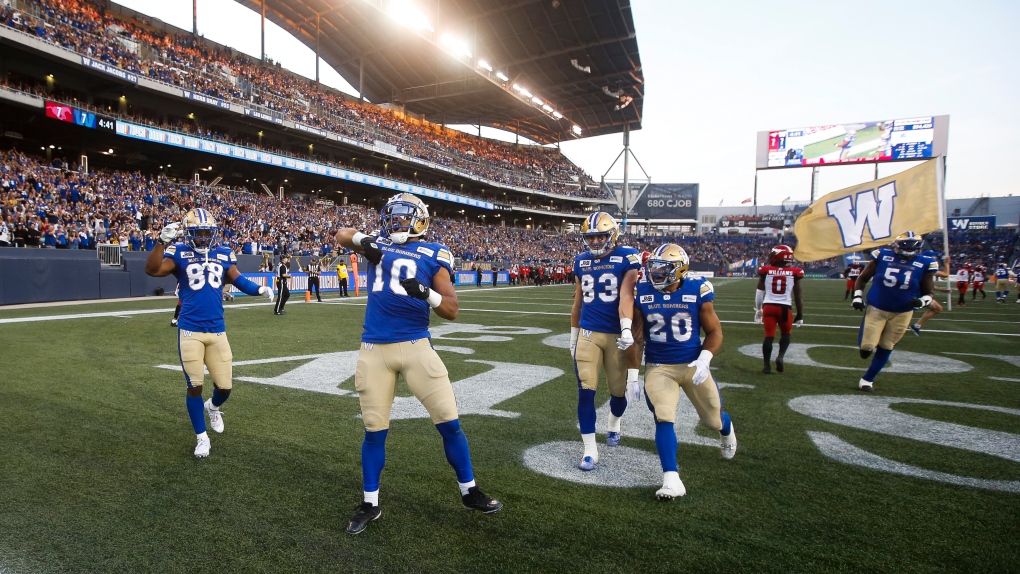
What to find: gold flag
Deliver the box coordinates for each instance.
[793,158,943,262]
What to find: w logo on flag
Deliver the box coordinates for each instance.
[825,183,897,248]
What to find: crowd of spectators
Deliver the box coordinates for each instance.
[0,0,606,199]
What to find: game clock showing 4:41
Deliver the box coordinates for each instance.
[97,116,116,133]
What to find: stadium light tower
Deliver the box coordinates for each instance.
[600,125,650,233]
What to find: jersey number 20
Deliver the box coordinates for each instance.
[647,312,693,343]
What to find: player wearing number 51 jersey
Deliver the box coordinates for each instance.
[626,244,735,500]
[336,193,501,536]
[754,245,804,374]
[570,212,642,471]
[145,209,274,458]
[851,231,937,392]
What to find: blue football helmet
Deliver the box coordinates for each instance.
[381,193,430,245]
[183,208,219,254]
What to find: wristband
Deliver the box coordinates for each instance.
[853,289,863,298]
[698,350,714,363]
[627,368,639,383]
[352,231,370,245]
[426,288,443,309]
[570,326,580,346]
[620,317,632,332]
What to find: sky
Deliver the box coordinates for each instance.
[112,0,1020,206]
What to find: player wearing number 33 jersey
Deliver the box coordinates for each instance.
[145,208,274,458]
[336,193,501,536]
[570,212,642,471]
[625,243,735,500]
[851,231,937,392]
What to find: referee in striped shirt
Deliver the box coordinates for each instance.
[304,259,322,302]
[275,255,292,315]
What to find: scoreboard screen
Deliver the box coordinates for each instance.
[756,115,949,169]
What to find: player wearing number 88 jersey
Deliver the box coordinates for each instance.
[145,208,274,458]
[571,212,642,469]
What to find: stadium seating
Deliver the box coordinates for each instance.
[0,0,607,199]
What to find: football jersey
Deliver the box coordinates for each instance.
[165,243,236,332]
[759,265,804,306]
[574,245,641,334]
[846,264,863,279]
[996,267,1010,280]
[634,277,715,365]
[362,238,454,344]
[956,269,970,282]
[866,248,938,313]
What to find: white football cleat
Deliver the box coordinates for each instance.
[721,423,737,460]
[655,473,686,500]
[578,452,599,471]
[194,435,211,458]
[858,378,874,393]
[205,399,224,434]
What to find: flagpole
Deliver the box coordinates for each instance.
[938,156,951,311]
[753,171,758,216]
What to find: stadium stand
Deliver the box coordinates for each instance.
[0,0,606,199]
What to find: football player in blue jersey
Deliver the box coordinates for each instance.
[851,232,937,392]
[145,209,274,457]
[335,193,502,536]
[622,244,736,500]
[995,262,1011,303]
[570,212,643,471]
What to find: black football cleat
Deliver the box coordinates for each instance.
[761,364,772,375]
[462,487,503,514]
[775,357,785,373]
[346,502,381,535]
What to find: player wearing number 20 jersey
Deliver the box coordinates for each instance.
[570,212,642,471]
[146,208,274,458]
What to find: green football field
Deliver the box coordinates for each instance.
[1,279,1018,573]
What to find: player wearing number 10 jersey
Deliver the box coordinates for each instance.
[851,232,937,392]
[145,209,274,458]
[570,212,642,471]
[754,245,804,374]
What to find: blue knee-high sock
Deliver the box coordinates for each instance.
[577,388,597,434]
[609,394,627,417]
[863,347,893,382]
[655,421,678,473]
[186,394,206,434]
[361,429,388,492]
[211,387,231,407]
[436,419,474,483]
[720,412,732,436]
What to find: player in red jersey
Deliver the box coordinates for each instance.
[754,245,804,374]
[956,263,971,306]
[843,260,864,300]
[971,265,987,301]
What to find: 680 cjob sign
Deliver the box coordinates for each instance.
[625,183,699,220]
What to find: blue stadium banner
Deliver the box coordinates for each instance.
[244,108,285,125]
[112,119,494,210]
[80,57,138,83]
[947,216,995,231]
[182,90,231,110]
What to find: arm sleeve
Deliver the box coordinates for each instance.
[231,274,263,297]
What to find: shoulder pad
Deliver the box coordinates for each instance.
[437,247,454,266]
[699,280,714,296]
[164,245,177,256]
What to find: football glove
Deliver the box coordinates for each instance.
[258,285,273,301]
[911,295,933,309]
[625,368,642,406]
[794,313,804,327]
[400,277,430,300]
[617,328,634,350]
[360,235,383,266]
[159,222,182,245]
[851,290,865,311]
[753,308,763,324]
[687,350,713,386]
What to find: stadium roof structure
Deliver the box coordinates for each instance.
[235,0,643,144]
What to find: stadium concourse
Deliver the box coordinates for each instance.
[0,0,603,199]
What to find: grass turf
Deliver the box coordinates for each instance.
[0,279,1017,573]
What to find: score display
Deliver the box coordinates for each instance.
[756,115,949,169]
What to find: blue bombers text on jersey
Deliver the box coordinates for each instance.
[362,238,454,344]
[164,244,236,332]
[634,277,715,365]
[866,247,938,313]
[573,245,641,334]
